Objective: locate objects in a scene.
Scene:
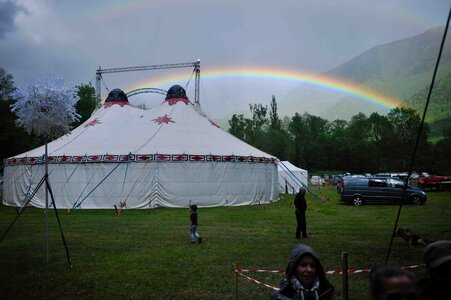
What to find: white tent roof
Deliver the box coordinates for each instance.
[278,161,306,172]
[14,96,274,159]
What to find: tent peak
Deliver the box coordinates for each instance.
[104,88,129,107]
[164,85,190,106]
[165,85,188,100]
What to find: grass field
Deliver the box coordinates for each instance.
[1,186,450,299]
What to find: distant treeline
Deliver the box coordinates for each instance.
[228,97,450,174]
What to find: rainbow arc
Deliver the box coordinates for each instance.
[129,66,402,110]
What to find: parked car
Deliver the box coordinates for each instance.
[418,176,451,191]
[332,175,341,182]
[310,175,325,185]
[340,176,426,206]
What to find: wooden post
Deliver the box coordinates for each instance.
[342,252,349,300]
[235,263,239,300]
[114,205,120,216]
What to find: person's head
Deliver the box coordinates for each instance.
[189,204,197,212]
[299,187,306,195]
[424,240,451,284]
[286,244,330,290]
[370,265,415,300]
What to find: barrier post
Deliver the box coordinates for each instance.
[235,263,239,300]
[342,252,349,300]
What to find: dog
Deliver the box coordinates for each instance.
[394,228,435,248]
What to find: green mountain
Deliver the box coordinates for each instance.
[325,26,451,102]
[280,27,451,124]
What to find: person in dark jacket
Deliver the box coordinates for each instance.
[272,244,334,300]
[294,187,307,239]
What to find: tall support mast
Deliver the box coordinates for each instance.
[194,59,200,109]
[95,61,200,106]
[95,67,102,107]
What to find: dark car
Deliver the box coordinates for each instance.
[340,176,426,206]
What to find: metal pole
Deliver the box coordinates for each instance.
[342,252,348,300]
[45,142,49,263]
[194,59,200,108]
[95,67,102,107]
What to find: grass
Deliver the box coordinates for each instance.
[1,187,450,299]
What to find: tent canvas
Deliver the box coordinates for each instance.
[278,161,308,194]
[3,86,279,209]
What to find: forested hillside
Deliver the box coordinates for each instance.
[406,72,451,139]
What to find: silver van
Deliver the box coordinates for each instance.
[340,176,426,206]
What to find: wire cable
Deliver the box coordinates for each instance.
[385,8,451,264]
[185,68,195,89]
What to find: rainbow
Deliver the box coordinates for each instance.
[127,66,403,110]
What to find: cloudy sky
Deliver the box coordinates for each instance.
[0,0,449,118]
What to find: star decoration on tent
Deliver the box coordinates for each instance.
[84,118,102,127]
[153,114,175,124]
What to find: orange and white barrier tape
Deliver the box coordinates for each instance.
[325,264,426,275]
[236,264,424,276]
[236,272,279,291]
[236,268,284,273]
[235,264,425,291]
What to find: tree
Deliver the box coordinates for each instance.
[73,82,97,127]
[288,113,308,167]
[269,95,281,130]
[327,119,348,171]
[366,113,393,171]
[0,68,44,162]
[287,113,330,170]
[344,113,373,172]
[387,107,428,170]
[430,136,451,173]
[249,103,268,129]
[0,67,16,101]
[228,114,247,140]
[245,104,268,146]
[0,98,44,162]
[261,127,294,160]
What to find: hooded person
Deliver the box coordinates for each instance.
[272,244,334,300]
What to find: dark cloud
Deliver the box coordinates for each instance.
[0,0,27,39]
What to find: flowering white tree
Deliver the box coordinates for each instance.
[11,75,80,140]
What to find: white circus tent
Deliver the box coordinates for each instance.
[3,86,279,209]
[278,161,308,194]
